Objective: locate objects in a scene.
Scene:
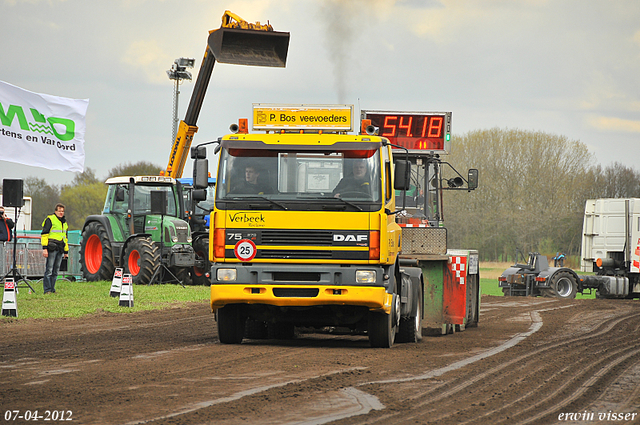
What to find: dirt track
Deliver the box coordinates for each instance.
[1,296,639,425]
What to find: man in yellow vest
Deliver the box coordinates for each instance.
[41,203,69,294]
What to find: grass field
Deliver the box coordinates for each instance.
[1,279,210,321]
[1,261,595,321]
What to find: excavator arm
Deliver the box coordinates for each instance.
[164,11,289,178]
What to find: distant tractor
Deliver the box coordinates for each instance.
[499,252,579,298]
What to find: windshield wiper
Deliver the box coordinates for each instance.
[295,195,364,211]
[332,197,363,211]
[226,196,288,210]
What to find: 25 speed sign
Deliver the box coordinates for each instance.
[234,239,257,261]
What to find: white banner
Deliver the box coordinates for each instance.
[0,80,89,172]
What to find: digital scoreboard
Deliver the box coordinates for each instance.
[361,111,451,154]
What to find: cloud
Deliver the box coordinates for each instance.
[589,115,640,133]
[121,39,173,85]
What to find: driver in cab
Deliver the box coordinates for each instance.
[230,164,272,195]
[333,159,370,198]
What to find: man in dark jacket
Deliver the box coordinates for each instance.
[0,206,15,242]
[41,203,69,294]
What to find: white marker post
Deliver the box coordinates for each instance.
[1,278,18,317]
[118,273,134,307]
[110,268,123,297]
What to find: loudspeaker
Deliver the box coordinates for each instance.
[2,179,23,207]
[149,191,166,215]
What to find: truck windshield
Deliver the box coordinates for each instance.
[216,148,381,205]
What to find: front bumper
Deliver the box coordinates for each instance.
[210,262,393,313]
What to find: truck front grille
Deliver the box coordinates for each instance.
[261,230,333,245]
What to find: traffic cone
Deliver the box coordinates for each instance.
[1,278,18,317]
[110,268,123,297]
[118,273,134,307]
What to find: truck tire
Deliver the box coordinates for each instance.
[123,237,160,285]
[397,285,423,343]
[81,221,115,281]
[368,293,399,348]
[547,271,578,299]
[192,237,210,286]
[217,305,246,344]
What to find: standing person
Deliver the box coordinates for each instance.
[0,206,15,243]
[41,203,69,294]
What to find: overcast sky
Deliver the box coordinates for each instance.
[2,0,639,187]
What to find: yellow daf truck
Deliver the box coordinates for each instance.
[194,104,425,348]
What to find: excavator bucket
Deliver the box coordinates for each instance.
[208,27,290,67]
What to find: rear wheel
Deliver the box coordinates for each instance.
[123,237,160,285]
[397,279,423,343]
[81,222,115,281]
[368,293,399,348]
[191,237,210,286]
[217,305,246,344]
[548,271,578,299]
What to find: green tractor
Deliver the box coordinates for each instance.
[80,176,196,285]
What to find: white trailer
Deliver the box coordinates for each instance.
[581,198,640,298]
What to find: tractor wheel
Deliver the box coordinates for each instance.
[123,237,160,285]
[217,305,246,344]
[80,221,115,281]
[192,237,211,286]
[548,271,578,299]
[368,293,399,348]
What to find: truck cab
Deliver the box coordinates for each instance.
[203,105,422,347]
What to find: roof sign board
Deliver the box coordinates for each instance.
[252,104,353,132]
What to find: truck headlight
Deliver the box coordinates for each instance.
[356,270,376,284]
[217,269,237,281]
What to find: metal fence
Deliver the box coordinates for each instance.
[0,235,82,281]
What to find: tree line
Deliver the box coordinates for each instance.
[444,128,640,262]
[3,128,639,262]
[16,161,161,231]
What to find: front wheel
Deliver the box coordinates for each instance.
[123,237,160,285]
[217,305,246,344]
[547,271,578,299]
[368,294,399,348]
[80,221,115,281]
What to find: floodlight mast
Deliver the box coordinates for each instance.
[166,57,195,144]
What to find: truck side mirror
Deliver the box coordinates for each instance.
[394,160,411,191]
[468,169,479,190]
[192,189,207,202]
[193,158,209,189]
[190,145,207,159]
